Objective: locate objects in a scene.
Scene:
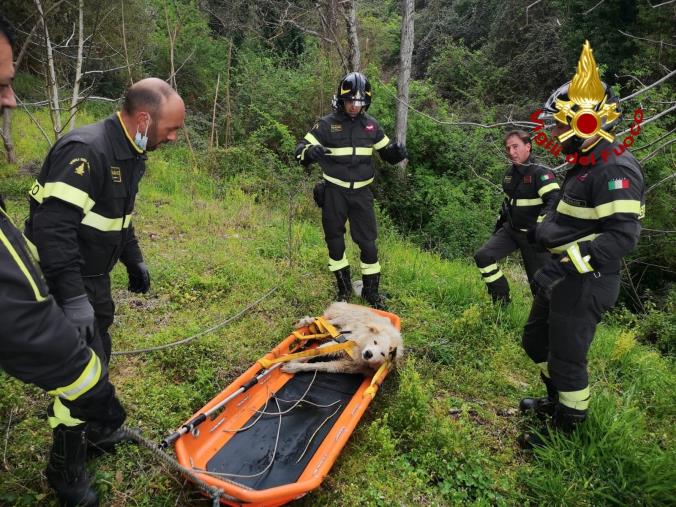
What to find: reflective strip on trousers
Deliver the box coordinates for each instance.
[328,254,349,272]
[559,386,590,410]
[360,261,381,275]
[537,361,550,378]
[47,348,102,401]
[484,270,504,283]
[48,397,86,428]
[478,263,498,274]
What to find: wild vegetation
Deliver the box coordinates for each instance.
[1,0,674,505]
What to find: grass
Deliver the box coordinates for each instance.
[0,108,674,506]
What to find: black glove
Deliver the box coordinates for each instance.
[305,144,330,163]
[531,260,568,298]
[313,180,326,208]
[127,262,150,293]
[62,294,96,339]
[391,142,408,161]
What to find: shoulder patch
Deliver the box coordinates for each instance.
[364,123,376,132]
[523,175,532,184]
[69,158,89,176]
[540,173,554,181]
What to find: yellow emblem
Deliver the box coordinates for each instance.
[554,40,620,143]
[69,157,89,176]
[340,86,351,96]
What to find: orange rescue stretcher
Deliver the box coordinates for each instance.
[170,308,400,506]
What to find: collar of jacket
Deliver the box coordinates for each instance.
[109,113,148,161]
[511,155,536,175]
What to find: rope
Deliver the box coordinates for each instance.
[120,425,240,506]
[111,287,278,356]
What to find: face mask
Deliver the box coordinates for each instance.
[134,115,151,151]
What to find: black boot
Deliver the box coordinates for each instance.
[361,273,386,310]
[333,266,352,302]
[519,373,557,418]
[46,424,99,507]
[87,424,132,458]
[517,403,587,450]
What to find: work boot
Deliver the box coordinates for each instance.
[517,403,587,450]
[519,373,557,418]
[333,266,352,302]
[46,424,99,507]
[361,273,387,310]
[87,424,132,458]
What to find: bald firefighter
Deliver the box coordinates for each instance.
[518,41,645,448]
[295,72,407,308]
[0,16,125,506]
[24,79,185,365]
[474,130,560,304]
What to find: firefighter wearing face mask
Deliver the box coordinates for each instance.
[518,41,645,448]
[24,79,185,365]
[474,130,560,305]
[295,72,407,308]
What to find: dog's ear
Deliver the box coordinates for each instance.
[368,325,381,335]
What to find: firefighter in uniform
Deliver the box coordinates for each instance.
[474,130,560,304]
[295,72,407,308]
[24,78,185,364]
[0,17,126,506]
[518,41,644,448]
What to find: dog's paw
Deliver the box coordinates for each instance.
[282,362,303,373]
[352,279,363,297]
[293,316,315,329]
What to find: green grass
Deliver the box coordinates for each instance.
[0,109,674,506]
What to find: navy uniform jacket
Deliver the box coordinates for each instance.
[25,113,147,302]
[502,157,560,230]
[536,140,644,273]
[295,110,402,188]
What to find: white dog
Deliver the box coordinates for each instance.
[281,302,403,375]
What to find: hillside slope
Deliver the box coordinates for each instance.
[0,111,674,506]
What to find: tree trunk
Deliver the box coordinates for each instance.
[69,0,85,132]
[343,0,361,71]
[395,0,414,171]
[35,0,62,140]
[0,109,16,163]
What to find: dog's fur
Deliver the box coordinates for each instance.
[281,302,403,375]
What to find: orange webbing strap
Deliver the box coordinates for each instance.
[258,341,356,369]
[363,360,392,399]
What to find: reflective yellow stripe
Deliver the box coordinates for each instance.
[304,133,320,145]
[566,243,593,274]
[548,233,600,254]
[0,227,46,302]
[23,236,40,262]
[30,180,95,213]
[484,270,504,283]
[478,263,498,274]
[328,254,349,272]
[47,349,102,401]
[557,199,642,220]
[48,397,85,428]
[360,261,381,275]
[373,135,390,150]
[538,182,559,196]
[355,147,373,156]
[116,111,144,154]
[298,144,309,162]
[515,197,543,206]
[537,214,545,223]
[326,147,373,157]
[322,173,374,189]
[537,362,550,378]
[81,212,132,232]
[559,386,590,410]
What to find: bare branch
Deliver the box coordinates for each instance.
[648,0,676,7]
[617,104,676,137]
[525,0,542,26]
[640,137,675,163]
[632,128,676,152]
[15,95,52,146]
[620,69,676,103]
[617,29,676,47]
[647,171,676,194]
[583,0,605,15]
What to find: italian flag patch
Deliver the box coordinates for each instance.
[608,178,630,190]
[540,173,554,181]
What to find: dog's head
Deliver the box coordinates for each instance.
[359,323,404,369]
